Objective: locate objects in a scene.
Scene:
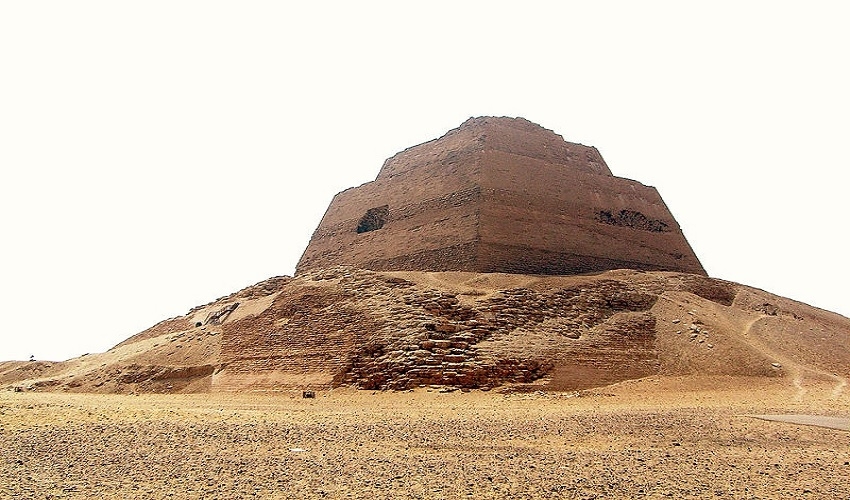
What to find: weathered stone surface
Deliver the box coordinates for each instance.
[6,262,847,394]
[8,121,850,395]
[297,117,705,276]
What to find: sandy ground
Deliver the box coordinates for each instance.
[1,377,848,499]
[747,415,850,431]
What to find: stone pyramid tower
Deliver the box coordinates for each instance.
[297,117,705,276]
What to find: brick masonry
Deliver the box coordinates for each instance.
[212,267,740,392]
[296,116,705,276]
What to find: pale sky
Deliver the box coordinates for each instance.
[1,2,848,362]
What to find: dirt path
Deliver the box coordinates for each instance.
[747,414,850,431]
[742,316,847,398]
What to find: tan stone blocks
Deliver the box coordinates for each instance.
[297,116,705,277]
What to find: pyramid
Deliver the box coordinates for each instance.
[297,117,705,276]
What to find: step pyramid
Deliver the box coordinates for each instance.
[297,117,705,276]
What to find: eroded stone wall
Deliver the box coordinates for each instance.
[476,150,705,275]
[376,116,611,179]
[215,268,667,391]
[295,158,481,273]
[297,116,706,277]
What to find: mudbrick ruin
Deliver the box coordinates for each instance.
[7,117,848,394]
[297,116,705,276]
[215,268,738,392]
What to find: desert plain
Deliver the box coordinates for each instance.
[2,376,848,499]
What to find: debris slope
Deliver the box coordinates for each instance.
[4,268,847,394]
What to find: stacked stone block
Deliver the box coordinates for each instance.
[297,116,705,277]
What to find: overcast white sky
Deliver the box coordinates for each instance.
[1,2,848,362]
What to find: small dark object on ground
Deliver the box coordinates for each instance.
[302,390,316,399]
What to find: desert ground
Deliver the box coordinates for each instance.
[2,376,848,499]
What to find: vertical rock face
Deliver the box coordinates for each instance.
[296,116,705,276]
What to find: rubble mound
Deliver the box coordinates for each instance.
[4,268,848,393]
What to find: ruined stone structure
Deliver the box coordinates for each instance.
[8,264,850,394]
[297,117,705,276]
[212,267,740,392]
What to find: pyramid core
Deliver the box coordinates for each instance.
[297,117,705,276]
